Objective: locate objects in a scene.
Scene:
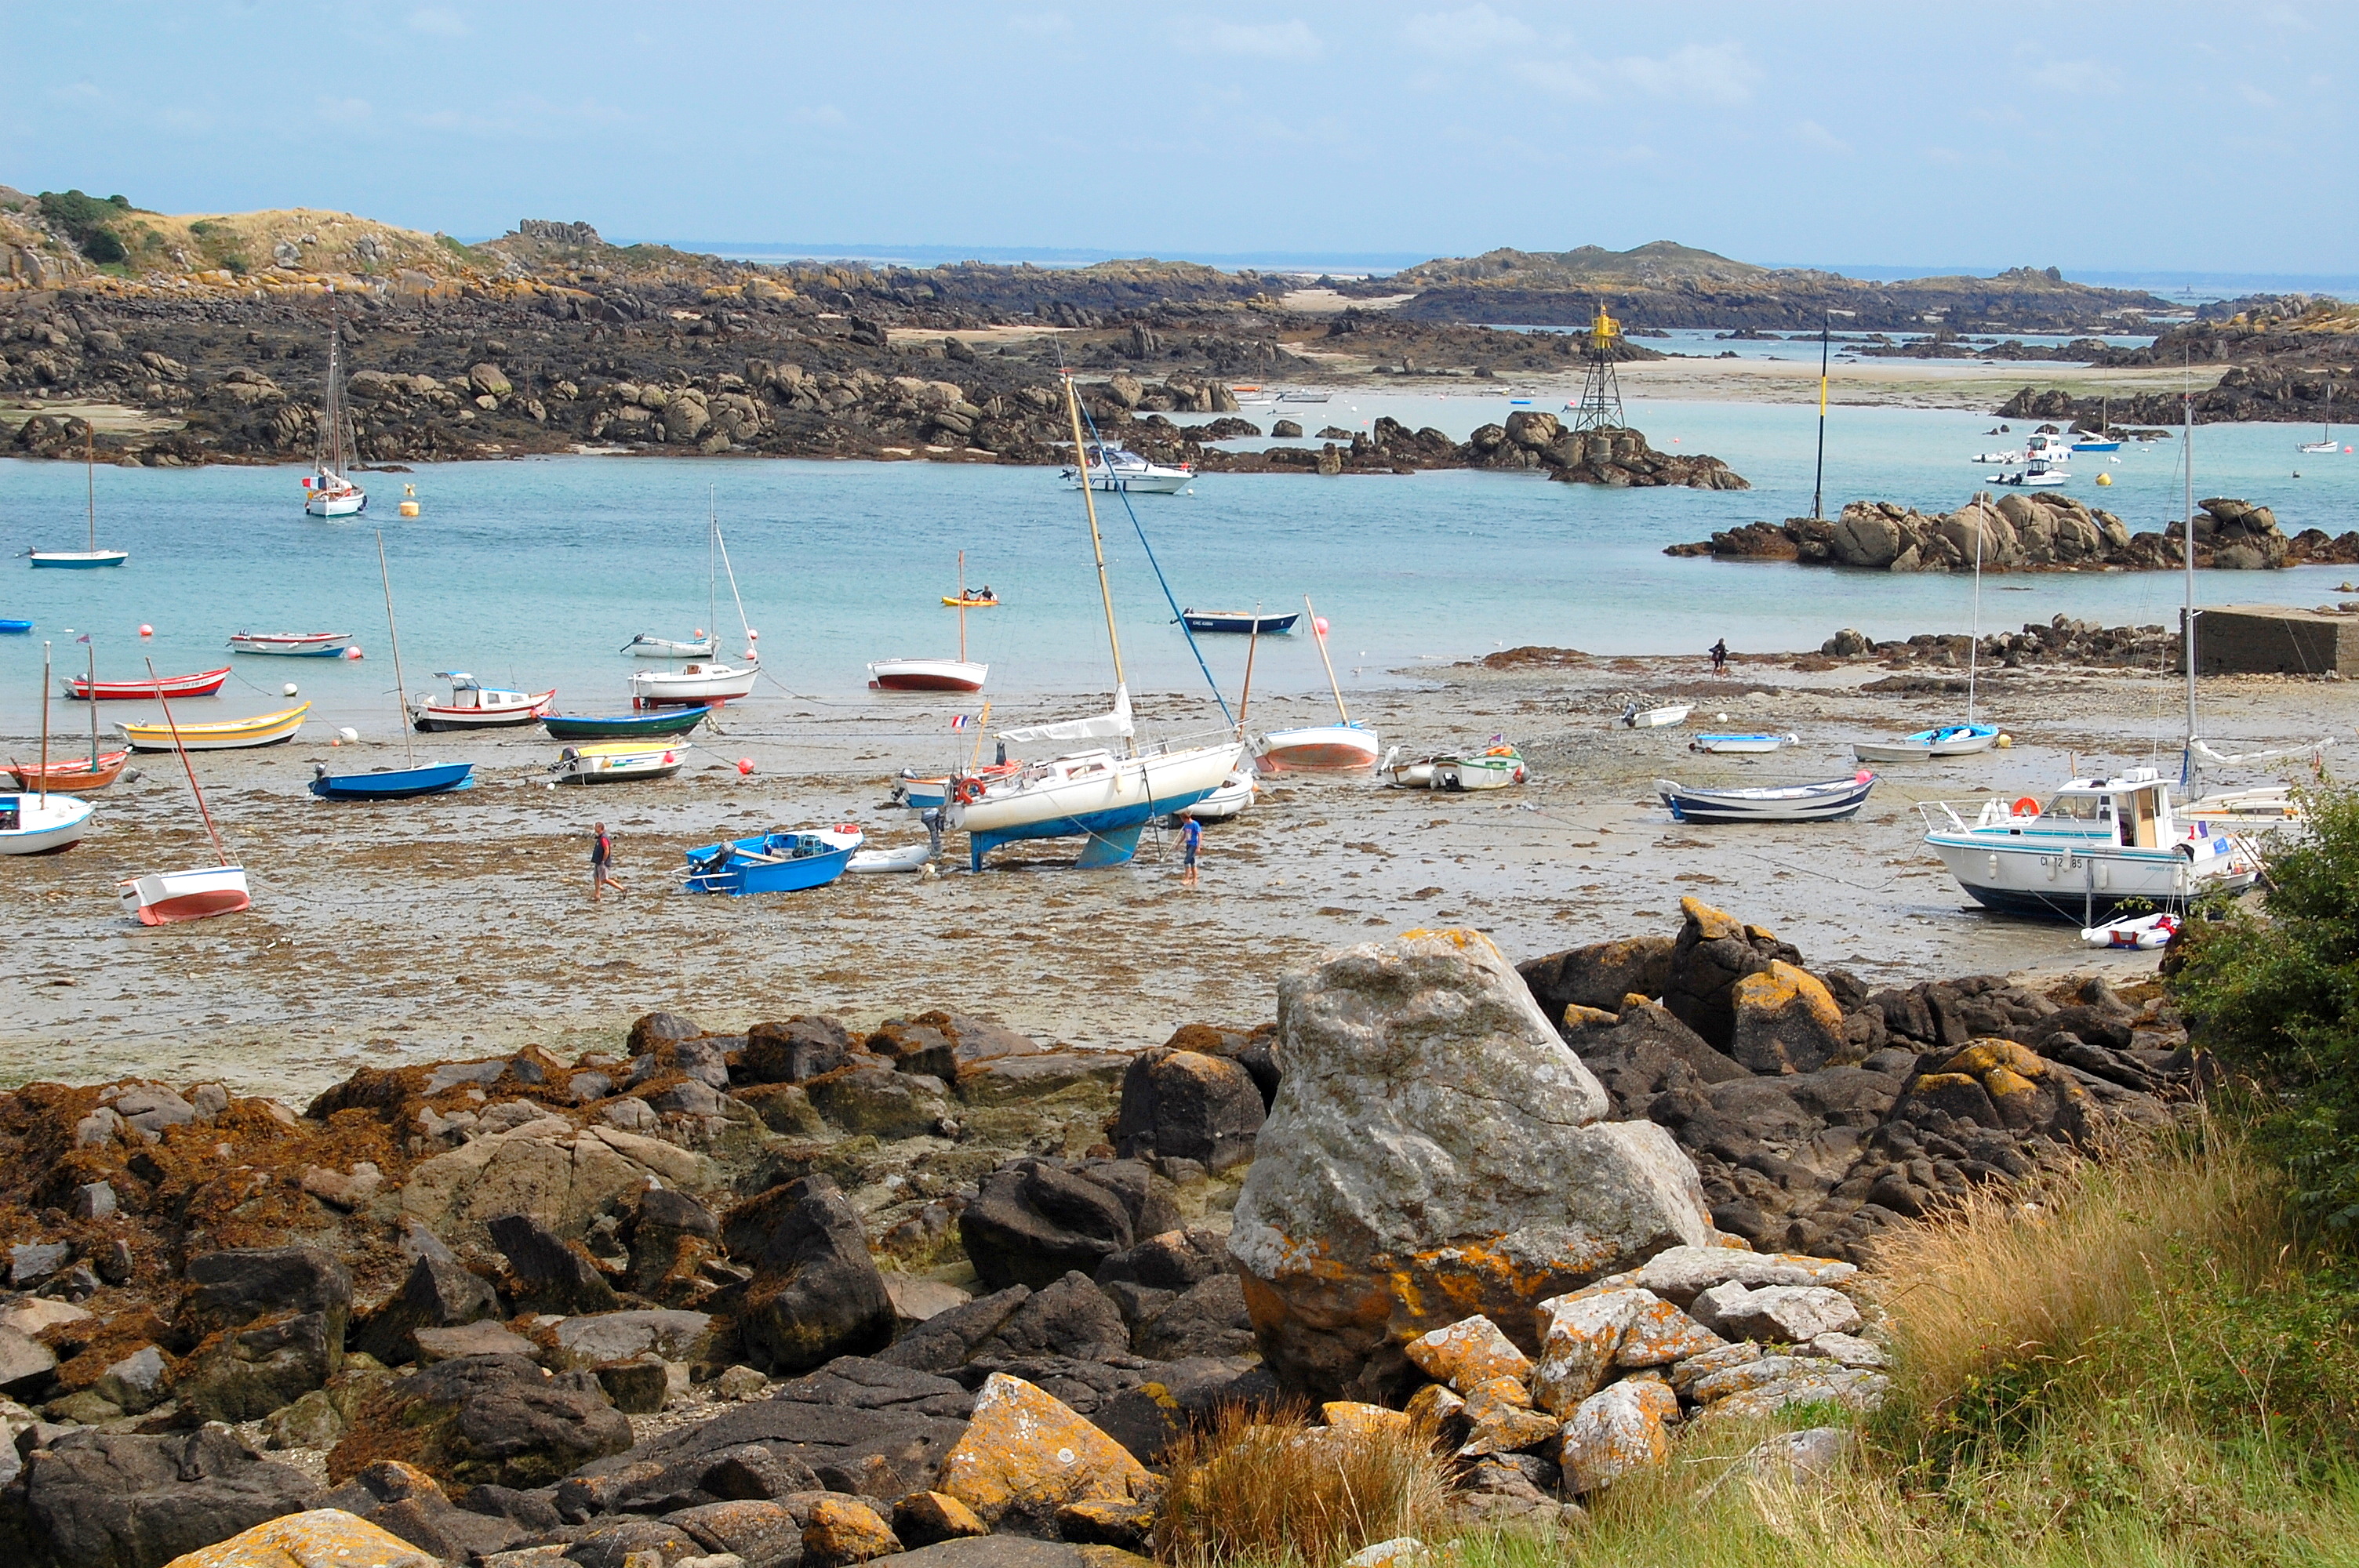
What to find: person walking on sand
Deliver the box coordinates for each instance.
[1709,637,1728,674]
[591,822,627,902]
[1180,815,1202,888]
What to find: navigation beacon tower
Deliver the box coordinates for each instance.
[1569,299,1626,433]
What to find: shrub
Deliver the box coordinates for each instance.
[1155,1402,1452,1568]
[37,188,130,262]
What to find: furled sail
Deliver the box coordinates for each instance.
[998,684,1134,743]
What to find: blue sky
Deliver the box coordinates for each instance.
[5,2,2352,275]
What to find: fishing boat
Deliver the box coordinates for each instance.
[13,637,129,789]
[1919,771,2257,920]
[312,533,476,800]
[1175,770,1256,820]
[1061,447,1194,494]
[70,666,230,701]
[411,673,556,731]
[1180,608,1300,636]
[1990,458,2068,488]
[872,552,989,692]
[25,430,129,568]
[303,292,365,517]
[228,630,354,657]
[1,641,95,855]
[1690,732,1798,755]
[684,826,862,895]
[1254,595,1380,772]
[0,619,31,634]
[1657,771,1880,824]
[119,657,250,925]
[550,741,691,785]
[945,372,1243,869]
[1621,702,1693,729]
[1436,748,1527,791]
[622,633,719,659]
[121,702,310,752]
[2299,384,2339,455]
[632,492,761,707]
[544,706,711,742]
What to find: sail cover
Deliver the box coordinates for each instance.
[999,684,1134,743]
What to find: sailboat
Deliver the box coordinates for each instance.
[631,492,760,706]
[312,535,475,799]
[1251,595,1381,771]
[870,550,989,692]
[2071,394,2121,452]
[24,431,129,568]
[303,291,366,517]
[2299,383,2339,456]
[1,641,96,855]
[118,659,252,924]
[1854,504,2001,764]
[943,371,1241,870]
[8,637,129,789]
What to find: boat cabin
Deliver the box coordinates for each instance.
[2033,770,2180,848]
[433,672,533,710]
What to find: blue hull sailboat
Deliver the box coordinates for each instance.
[309,762,474,800]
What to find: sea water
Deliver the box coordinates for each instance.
[2,394,2351,736]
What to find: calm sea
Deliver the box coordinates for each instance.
[2,393,2352,738]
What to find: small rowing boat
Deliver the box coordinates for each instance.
[1377,749,1438,788]
[0,790,95,855]
[1436,747,1527,790]
[630,661,757,706]
[1656,771,1879,824]
[1180,608,1300,636]
[119,655,250,925]
[1253,595,1378,772]
[310,761,474,800]
[1174,769,1256,820]
[685,826,862,895]
[8,750,129,790]
[1622,702,1693,729]
[877,550,990,691]
[120,702,310,752]
[70,666,231,701]
[411,673,556,731]
[544,706,711,741]
[550,741,690,785]
[1853,723,2000,763]
[228,630,354,657]
[1690,732,1798,755]
[622,632,718,659]
[2081,911,2180,949]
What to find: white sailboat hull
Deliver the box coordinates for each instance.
[869,658,988,693]
[1252,724,1381,773]
[304,489,366,517]
[950,741,1242,868]
[630,662,758,705]
[119,865,251,925]
[0,793,96,855]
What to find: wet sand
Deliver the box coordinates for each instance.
[6,657,2344,1102]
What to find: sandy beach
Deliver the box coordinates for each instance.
[6,651,2343,1103]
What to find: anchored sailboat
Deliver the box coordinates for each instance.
[25,430,128,568]
[304,290,365,517]
[2299,383,2339,456]
[312,534,475,799]
[631,491,760,706]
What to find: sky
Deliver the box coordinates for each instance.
[4,2,2353,278]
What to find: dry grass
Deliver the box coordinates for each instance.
[1155,1402,1454,1568]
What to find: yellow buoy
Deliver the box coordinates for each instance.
[2095,472,2112,486]
[1997,733,2013,748]
[398,501,420,517]
[399,482,420,517]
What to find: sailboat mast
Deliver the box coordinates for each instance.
[1237,602,1262,729]
[707,487,718,640]
[2183,361,2198,748]
[957,550,968,663]
[1061,372,1129,733]
[86,640,97,768]
[85,429,96,551]
[322,292,340,475]
[147,658,230,867]
[377,532,417,769]
[1306,594,1350,725]
[1967,502,1983,726]
[38,641,51,808]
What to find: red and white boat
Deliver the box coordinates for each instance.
[68,666,231,701]
[871,550,990,693]
[631,660,757,706]
[9,750,131,790]
[120,866,251,925]
[410,673,557,731]
[1249,597,1379,773]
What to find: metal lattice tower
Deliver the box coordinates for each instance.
[1570,299,1625,432]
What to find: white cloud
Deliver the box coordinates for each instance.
[1791,118,1850,154]
[1180,20,1322,61]
[407,7,469,37]
[316,96,373,124]
[1401,5,1535,56]
[1510,59,1600,102]
[1615,42,1759,105]
[2237,82,2280,108]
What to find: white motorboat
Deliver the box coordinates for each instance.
[550,741,691,785]
[623,633,718,659]
[1622,702,1693,729]
[1435,749,1527,790]
[1658,771,1879,824]
[1061,447,1194,494]
[1920,769,2257,922]
[1175,769,1256,820]
[2023,432,2073,464]
[412,673,556,731]
[304,291,366,518]
[630,660,758,706]
[1689,732,1797,755]
[1990,458,2068,487]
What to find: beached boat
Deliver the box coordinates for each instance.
[1436,748,1528,790]
[1,619,32,633]
[630,661,757,706]
[1657,771,1879,824]
[550,741,691,785]
[119,657,250,925]
[313,535,477,801]
[874,550,990,693]
[1377,749,1439,789]
[2,641,95,855]
[685,826,862,895]
[847,839,936,874]
[26,433,129,568]
[1061,447,1194,494]
[1622,702,1693,729]
[304,294,365,517]
[891,760,1019,810]
[1690,732,1798,755]
[70,666,231,701]
[1855,723,2000,763]
[1180,608,1300,636]
[7,750,129,790]
[121,702,310,752]
[622,633,718,659]
[1254,594,1379,772]
[1919,770,2257,921]
[228,630,354,657]
[411,673,556,731]
[544,706,711,741]
[2082,911,2180,949]
[1174,770,1256,819]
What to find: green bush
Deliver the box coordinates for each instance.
[38,188,131,263]
[2172,782,2359,1234]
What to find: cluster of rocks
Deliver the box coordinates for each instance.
[1466,412,1748,489]
[2000,361,2359,429]
[0,916,2202,1567]
[1814,614,2180,673]
[1670,492,2359,572]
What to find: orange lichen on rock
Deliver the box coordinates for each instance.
[938,1372,1153,1525]
[160,1507,441,1568]
[1402,1314,1532,1391]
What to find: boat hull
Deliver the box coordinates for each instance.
[120,866,251,925]
[630,665,758,706]
[552,742,690,784]
[1436,754,1525,790]
[1174,771,1256,819]
[625,636,718,659]
[544,708,711,741]
[685,829,860,895]
[120,703,311,752]
[309,763,475,800]
[0,620,31,633]
[1253,724,1381,773]
[1690,734,1794,755]
[0,793,96,855]
[413,689,558,731]
[951,742,1242,869]
[71,667,231,700]
[229,633,352,657]
[1180,611,1300,635]
[304,490,365,518]
[28,552,129,569]
[1925,832,2255,923]
[6,750,129,789]
[868,659,988,693]
[1623,704,1693,729]
[1658,774,1877,824]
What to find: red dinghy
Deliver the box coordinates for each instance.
[68,666,231,701]
[7,749,130,789]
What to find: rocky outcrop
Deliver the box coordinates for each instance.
[327,1353,632,1489]
[1465,416,1748,489]
[17,1427,320,1568]
[1228,929,1714,1403]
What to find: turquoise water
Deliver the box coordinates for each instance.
[2,394,2352,736]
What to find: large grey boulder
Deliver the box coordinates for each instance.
[21,1426,318,1568]
[734,1175,896,1376]
[1228,930,1714,1401]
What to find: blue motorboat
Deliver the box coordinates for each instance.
[0,619,31,634]
[308,761,475,800]
[1179,608,1300,636]
[684,826,863,895]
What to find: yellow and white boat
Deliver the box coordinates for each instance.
[550,741,691,785]
[118,702,311,752]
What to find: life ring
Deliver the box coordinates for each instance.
[2012,796,2041,818]
[952,777,985,805]
[834,822,860,836]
